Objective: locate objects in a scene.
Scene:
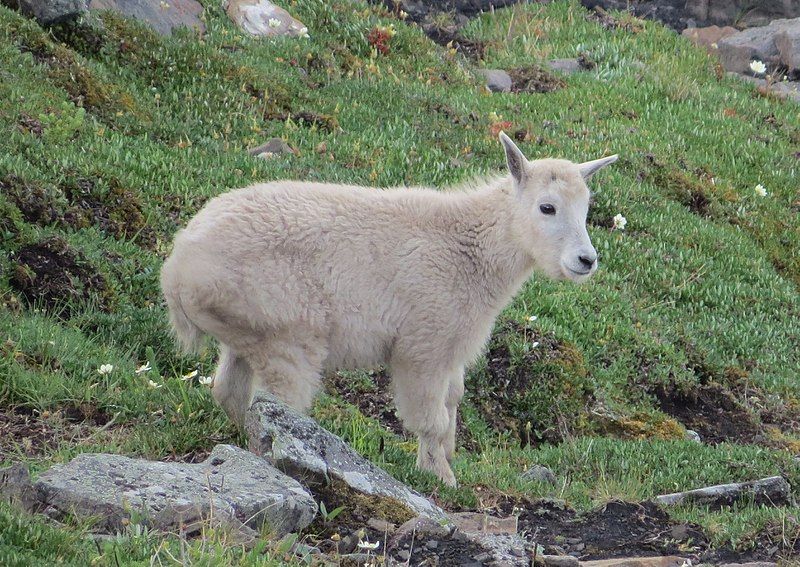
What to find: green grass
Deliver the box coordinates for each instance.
[1,0,799,562]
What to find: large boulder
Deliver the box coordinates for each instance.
[246,394,449,524]
[27,444,317,537]
[717,19,800,74]
[9,0,89,25]
[88,0,205,36]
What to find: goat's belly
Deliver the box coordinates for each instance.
[323,322,391,371]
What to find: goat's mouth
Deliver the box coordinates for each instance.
[561,264,595,282]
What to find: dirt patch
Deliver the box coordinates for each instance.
[654,382,761,444]
[2,175,64,227]
[0,404,114,462]
[17,114,43,137]
[9,236,109,317]
[490,497,709,559]
[62,177,156,248]
[508,66,567,94]
[423,25,488,61]
[585,5,645,33]
[469,320,594,445]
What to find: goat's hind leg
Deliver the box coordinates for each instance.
[211,344,254,426]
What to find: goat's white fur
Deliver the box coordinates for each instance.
[160,133,617,486]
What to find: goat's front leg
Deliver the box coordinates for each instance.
[391,360,458,487]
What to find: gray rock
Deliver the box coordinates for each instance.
[548,58,582,74]
[684,429,702,443]
[775,25,800,71]
[653,475,791,507]
[717,18,800,74]
[223,0,307,37]
[14,0,88,25]
[246,394,449,523]
[0,463,38,511]
[681,25,739,52]
[719,563,778,567]
[477,69,512,93]
[32,444,316,536]
[88,0,205,36]
[248,137,295,158]
[521,464,557,485]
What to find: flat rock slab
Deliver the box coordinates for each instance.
[89,0,205,36]
[223,0,307,37]
[246,394,448,523]
[449,511,518,536]
[32,444,316,536]
[477,68,512,93]
[654,475,791,508]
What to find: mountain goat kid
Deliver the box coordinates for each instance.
[161,133,617,486]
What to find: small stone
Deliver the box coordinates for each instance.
[685,429,701,443]
[564,537,582,545]
[521,464,557,485]
[474,552,492,561]
[572,542,585,552]
[248,138,294,157]
[477,69,512,93]
[449,511,517,535]
[425,540,439,550]
[396,549,410,561]
[541,555,580,567]
[548,58,582,74]
[223,0,307,37]
[367,517,396,533]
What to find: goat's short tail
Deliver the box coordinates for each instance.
[164,289,205,354]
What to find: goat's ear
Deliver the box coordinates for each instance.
[499,131,527,186]
[578,155,618,179]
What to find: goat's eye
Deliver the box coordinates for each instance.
[539,204,556,215]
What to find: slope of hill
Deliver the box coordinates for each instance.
[1,0,798,563]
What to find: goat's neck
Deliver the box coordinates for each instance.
[461,182,535,309]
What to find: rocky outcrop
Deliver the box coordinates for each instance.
[654,475,792,508]
[8,445,316,537]
[246,393,448,523]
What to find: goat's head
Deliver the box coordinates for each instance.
[499,132,617,283]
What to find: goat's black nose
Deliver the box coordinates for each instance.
[579,254,596,269]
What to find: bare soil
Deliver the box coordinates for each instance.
[508,66,567,93]
[654,382,762,444]
[9,236,108,317]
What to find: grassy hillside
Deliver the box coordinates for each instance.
[0,0,798,563]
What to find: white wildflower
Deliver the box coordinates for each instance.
[299,26,309,38]
[148,379,163,389]
[612,213,627,230]
[710,42,718,49]
[97,364,114,375]
[135,362,151,375]
[749,60,766,75]
[531,341,540,348]
[268,18,281,29]
[527,315,538,322]
[399,10,408,19]
[198,375,214,386]
[754,184,767,197]
[181,369,199,381]
[357,540,380,551]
